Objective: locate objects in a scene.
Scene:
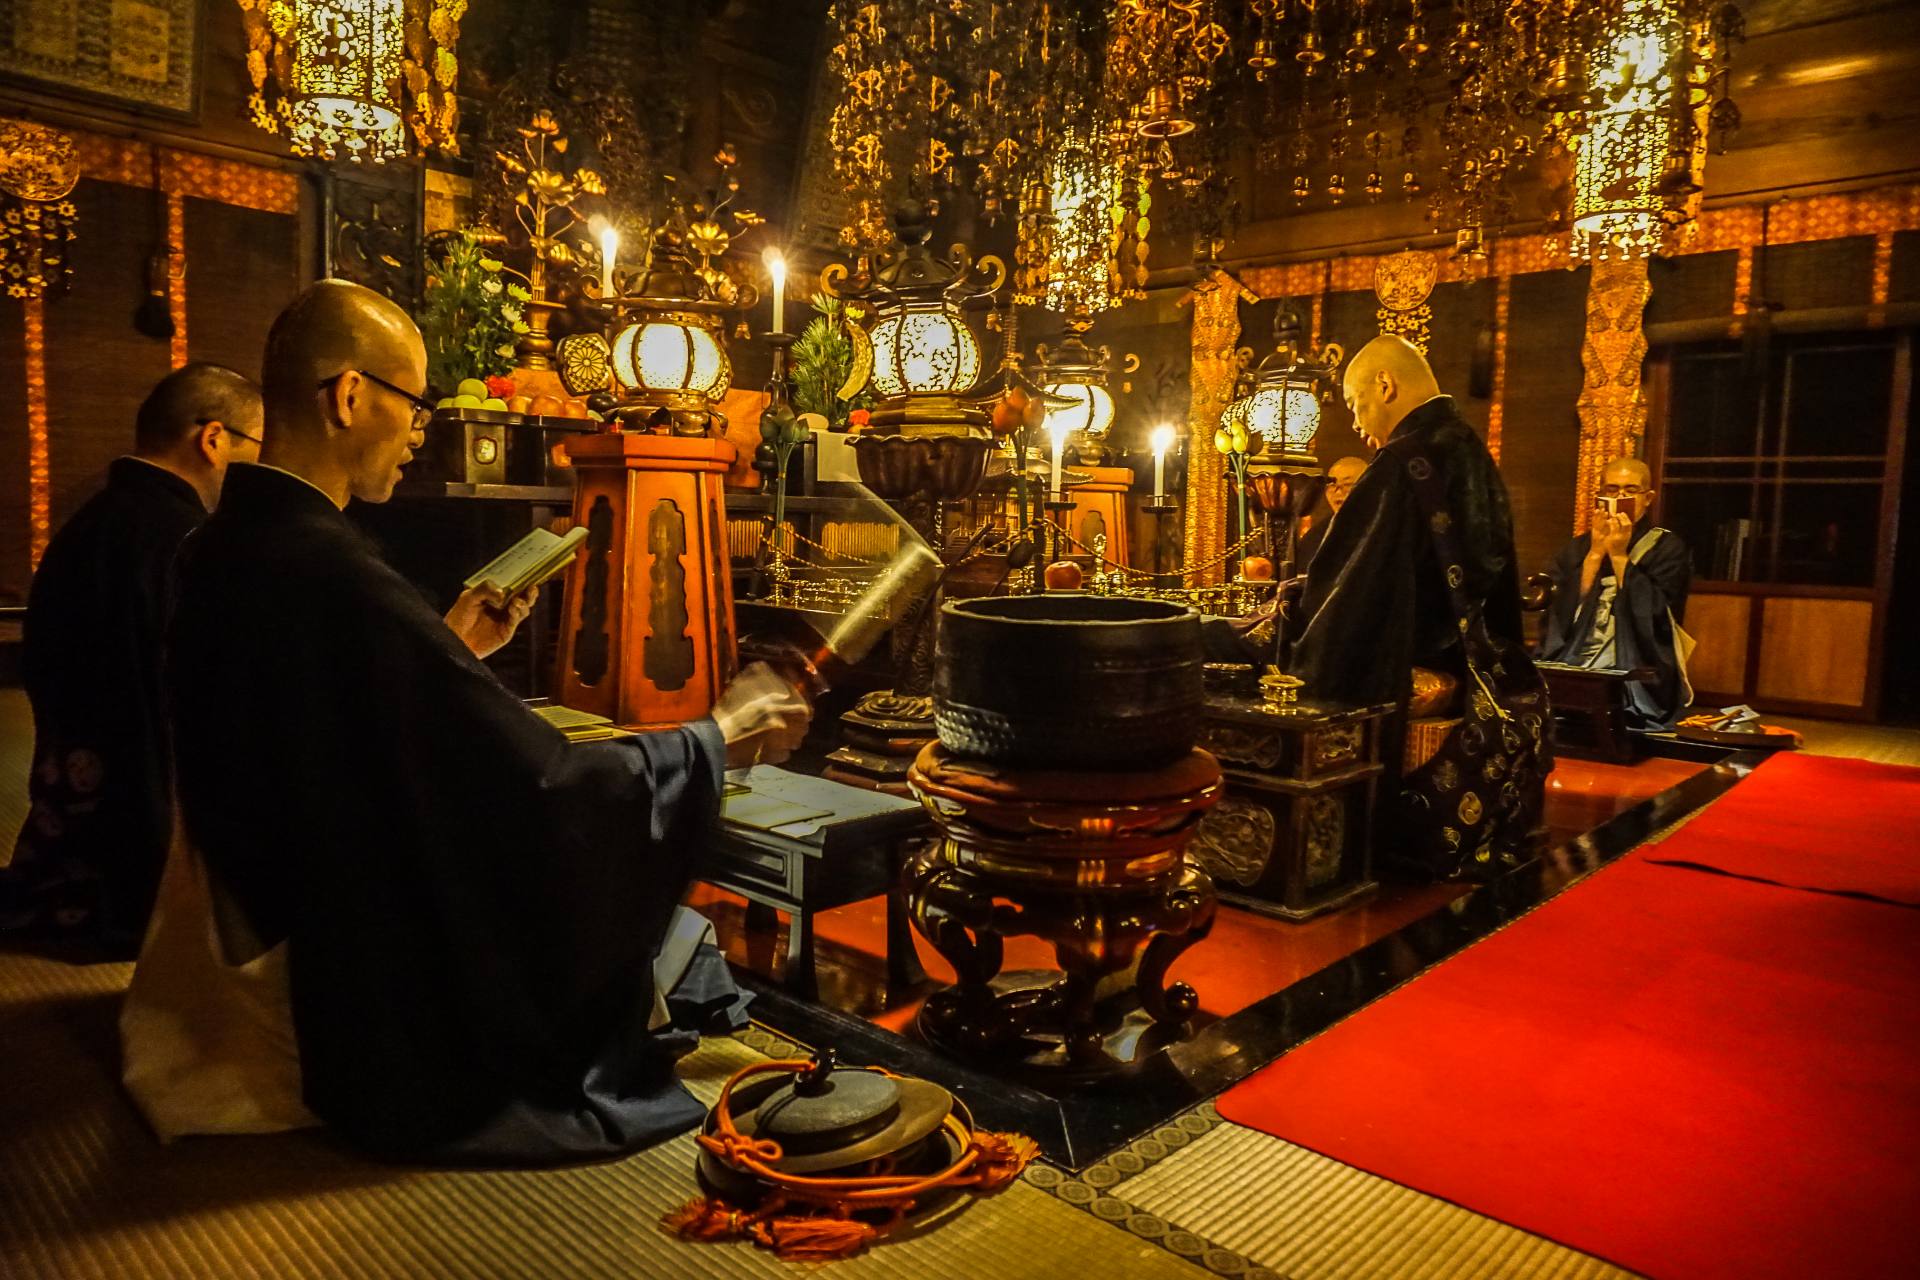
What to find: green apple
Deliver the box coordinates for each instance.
[453,393,483,409]
[456,377,489,400]
[436,396,456,409]
[482,397,508,410]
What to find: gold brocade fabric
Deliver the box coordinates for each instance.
[1574,257,1651,535]
[1183,275,1244,585]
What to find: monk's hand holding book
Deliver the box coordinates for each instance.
[446,582,539,660]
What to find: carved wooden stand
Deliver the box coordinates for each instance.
[904,744,1222,1070]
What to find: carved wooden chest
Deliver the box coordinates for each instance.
[1188,695,1394,920]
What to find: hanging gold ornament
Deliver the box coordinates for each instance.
[0,119,81,300]
[236,0,466,163]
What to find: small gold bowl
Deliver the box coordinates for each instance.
[1258,671,1304,711]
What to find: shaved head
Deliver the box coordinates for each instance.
[1597,456,1656,522]
[1341,335,1442,448]
[1324,455,1368,513]
[259,280,429,506]
[134,362,260,455]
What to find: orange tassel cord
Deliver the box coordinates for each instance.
[663,1058,1041,1260]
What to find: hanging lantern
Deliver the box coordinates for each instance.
[1571,0,1683,262]
[237,0,464,163]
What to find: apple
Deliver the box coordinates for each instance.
[453,393,483,409]
[1241,556,1275,581]
[436,396,456,409]
[1043,560,1084,591]
[456,377,489,401]
[482,397,508,411]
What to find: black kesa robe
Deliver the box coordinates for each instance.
[167,464,727,1163]
[6,458,204,953]
[1538,520,1693,731]
[1289,397,1529,708]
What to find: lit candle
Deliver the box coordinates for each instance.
[1048,420,1068,501]
[763,247,787,334]
[600,225,619,299]
[1150,423,1175,501]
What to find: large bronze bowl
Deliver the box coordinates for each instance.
[934,595,1202,770]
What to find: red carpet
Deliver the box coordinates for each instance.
[1643,753,1920,904]
[1216,756,1920,1280]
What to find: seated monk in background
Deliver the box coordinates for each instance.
[1537,457,1693,731]
[3,364,260,955]
[1293,455,1368,571]
[1286,337,1549,878]
[124,280,809,1164]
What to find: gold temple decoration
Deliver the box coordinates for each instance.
[1181,265,1256,585]
[1571,0,1681,261]
[495,110,605,365]
[1373,249,1438,352]
[1573,256,1652,532]
[0,119,80,300]
[237,0,464,163]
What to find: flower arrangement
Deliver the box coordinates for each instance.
[789,294,874,432]
[418,231,532,395]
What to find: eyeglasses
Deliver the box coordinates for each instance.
[1597,485,1647,498]
[196,418,264,447]
[318,369,436,429]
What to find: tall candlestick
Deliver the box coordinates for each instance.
[1150,422,1174,502]
[1048,422,1067,500]
[763,247,787,334]
[600,226,619,299]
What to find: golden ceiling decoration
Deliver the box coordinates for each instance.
[237,0,465,163]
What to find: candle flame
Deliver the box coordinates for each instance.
[1150,423,1176,455]
[762,247,786,287]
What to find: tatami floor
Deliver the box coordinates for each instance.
[3,688,1917,1279]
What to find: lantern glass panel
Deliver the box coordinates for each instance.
[1243,384,1321,452]
[1041,381,1116,437]
[869,303,982,396]
[611,321,729,397]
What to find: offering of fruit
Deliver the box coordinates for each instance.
[528,393,564,418]
[563,398,591,419]
[453,392,483,409]
[991,387,1029,437]
[436,396,456,409]
[1043,560,1084,591]
[507,394,533,414]
[1241,556,1275,581]
[482,397,508,411]
[456,377,489,401]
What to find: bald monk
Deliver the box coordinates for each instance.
[136,281,808,1163]
[1294,455,1368,571]
[1287,337,1548,877]
[1538,457,1693,730]
[3,364,261,954]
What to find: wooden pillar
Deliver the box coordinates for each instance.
[553,433,740,729]
[1573,256,1652,535]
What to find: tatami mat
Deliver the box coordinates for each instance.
[1113,1120,1635,1280]
[0,951,1206,1280]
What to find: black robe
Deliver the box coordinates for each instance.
[1288,397,1528,708]
[1538,520,1693,731]
[4,458,204,954]
[167,463,728,1164]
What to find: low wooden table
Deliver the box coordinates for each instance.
[1536,661,1655,764]
[705,766,933,999]
[1188,694,1395,921]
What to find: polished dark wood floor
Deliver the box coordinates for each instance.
[691,753,1714,1037]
